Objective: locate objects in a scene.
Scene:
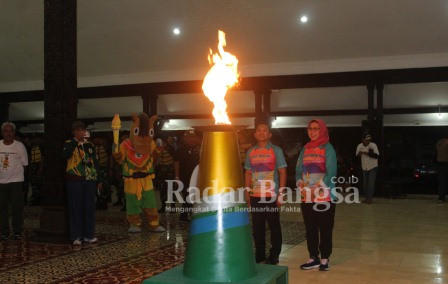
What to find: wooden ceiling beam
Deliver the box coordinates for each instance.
[2,66,448,103]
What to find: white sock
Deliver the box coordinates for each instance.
[321,258,328,265]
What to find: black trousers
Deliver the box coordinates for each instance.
[0,182,24,235]
[301,202,336,259]
[250,197,282,259]
[66,180,96,240]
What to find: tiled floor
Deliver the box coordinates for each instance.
[283,197,448,284]
[1,197,447,283]
[0,208,190,284]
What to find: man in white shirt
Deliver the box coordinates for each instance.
[0,122,29,241]
[356,132,379,204]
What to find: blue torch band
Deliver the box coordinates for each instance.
[189,210,249,236]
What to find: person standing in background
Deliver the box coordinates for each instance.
[63,121,102,245]
[29,135,43,206]
[154,138,175,213]
[0,122,28,241]
[356,132,379,204]
[111,133,128,211]
[94,137,112,210]
[173,131,201,223]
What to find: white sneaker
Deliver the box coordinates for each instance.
[128,226,142,233]
[83,237,98,243]
[149,225,166,233]
[73,238,81,246]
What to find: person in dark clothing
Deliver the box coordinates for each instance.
[63,121,102,245]
[94,137,112,210]
[111,134,128,211]
[29,135,43,206]
[244,121,287,265]
[154,138,175,213]
[173,130,201,223]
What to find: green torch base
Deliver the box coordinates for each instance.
[143,264,288,284]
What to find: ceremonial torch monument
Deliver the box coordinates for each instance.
[144,31,288,284]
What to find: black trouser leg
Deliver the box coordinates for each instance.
[266,203,282,258]
[317,203,336,259]
[0,184,10,235]
[9,182,24,235]
[301,202,319,258]
[250,198,267,260]
[180,180,192,220]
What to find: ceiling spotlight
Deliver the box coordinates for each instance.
[300,15,308,23]
[173,28,180,35]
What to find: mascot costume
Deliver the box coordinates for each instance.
[113,113,165,233]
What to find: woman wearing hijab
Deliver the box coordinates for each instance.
[296,119,337,271]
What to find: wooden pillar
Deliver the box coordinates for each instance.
[142,95,150,115]
[35,0,77,242]
[362,84,376,135]
[254,90,263,127]
[149,95,158,117]
[262,90,271,117]
[376,84,385,168]
[367,84,375,122]
[262,89,273,128]
[142,94,157,117]
[0,98,9,125]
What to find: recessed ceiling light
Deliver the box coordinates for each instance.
[300,16,308,23]
[173,28,180,35]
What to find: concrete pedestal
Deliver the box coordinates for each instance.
[143,264,288,284]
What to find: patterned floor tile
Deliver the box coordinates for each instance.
[0,206,305,284]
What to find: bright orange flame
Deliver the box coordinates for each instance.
[202,30,239,125]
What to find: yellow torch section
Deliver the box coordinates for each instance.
[111,114,122,153]
[197,130,244,198]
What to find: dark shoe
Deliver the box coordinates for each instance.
[29,200,41,206]
[265,256,279,265]
[96,203,108,210]
[179,212,190,223]
[366,199,372,204]
[255,255,267,263]
[438,199,445,204]
[319,260,330,271]
[149,225,166,233]
[0,234,9,241]
[300,257,321,270]
[179,216,190,223]
[13,234,23,241]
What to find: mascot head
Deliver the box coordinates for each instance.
[130,113,157,154]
